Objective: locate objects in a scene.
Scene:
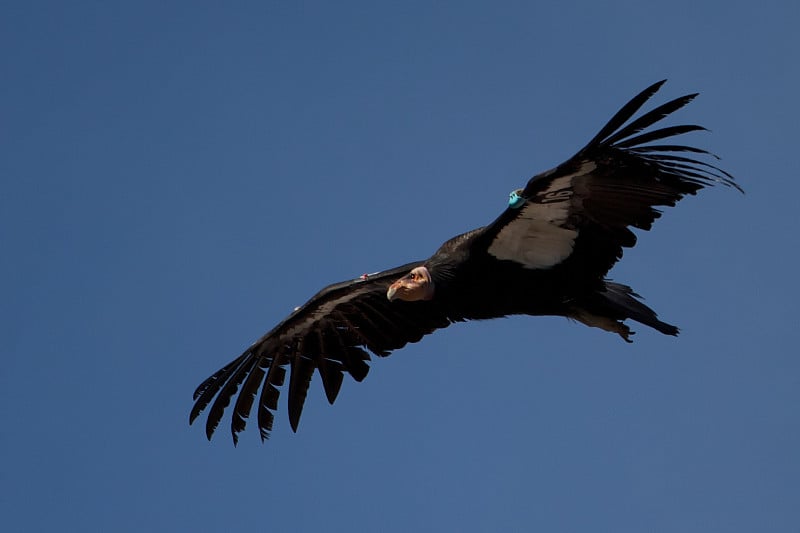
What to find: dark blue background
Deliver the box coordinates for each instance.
[2,2,797,531]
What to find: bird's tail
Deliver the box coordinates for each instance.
[569,281,679,342]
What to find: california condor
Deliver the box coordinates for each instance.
[190,80,741,444]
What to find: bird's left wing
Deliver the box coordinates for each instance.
[190,261,454,444]
[475,80,740,279]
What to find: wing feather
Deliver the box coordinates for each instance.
[613,124,707,148]
[288,351,316,432]
[630,144,719,158]
[257,355,286,441]
[230,356,267,443]
[317,358,345,405]
[301,331,345,405]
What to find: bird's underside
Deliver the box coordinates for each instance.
[190,80,740,444]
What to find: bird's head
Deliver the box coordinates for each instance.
[386,266,435,302]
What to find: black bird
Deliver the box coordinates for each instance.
[190,80,740,444]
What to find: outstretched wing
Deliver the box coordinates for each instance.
[190,262,454,444]
[480,80,740,278]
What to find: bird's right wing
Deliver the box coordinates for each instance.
[189,261,455,444]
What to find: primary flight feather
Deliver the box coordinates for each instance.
[190,80,740,444]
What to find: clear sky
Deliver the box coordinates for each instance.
[2,1,798,532]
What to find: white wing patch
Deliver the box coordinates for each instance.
[487,162,597,270]
[488,206,578,269]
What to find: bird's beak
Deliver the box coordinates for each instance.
[386,283,398,301]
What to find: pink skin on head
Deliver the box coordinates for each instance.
[386,266,435,302]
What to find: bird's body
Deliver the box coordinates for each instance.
[190,81,740,444]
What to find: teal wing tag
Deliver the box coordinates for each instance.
[508,189,525,209]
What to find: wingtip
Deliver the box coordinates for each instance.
[289,413,300,433]
[205,418,219,441]
[651,79,668,91]
[640,79,668,100]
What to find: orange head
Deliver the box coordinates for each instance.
[386,266,435,302]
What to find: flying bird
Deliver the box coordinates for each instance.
[190,80,740,444]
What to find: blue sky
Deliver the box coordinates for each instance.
[2,1,799,531]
